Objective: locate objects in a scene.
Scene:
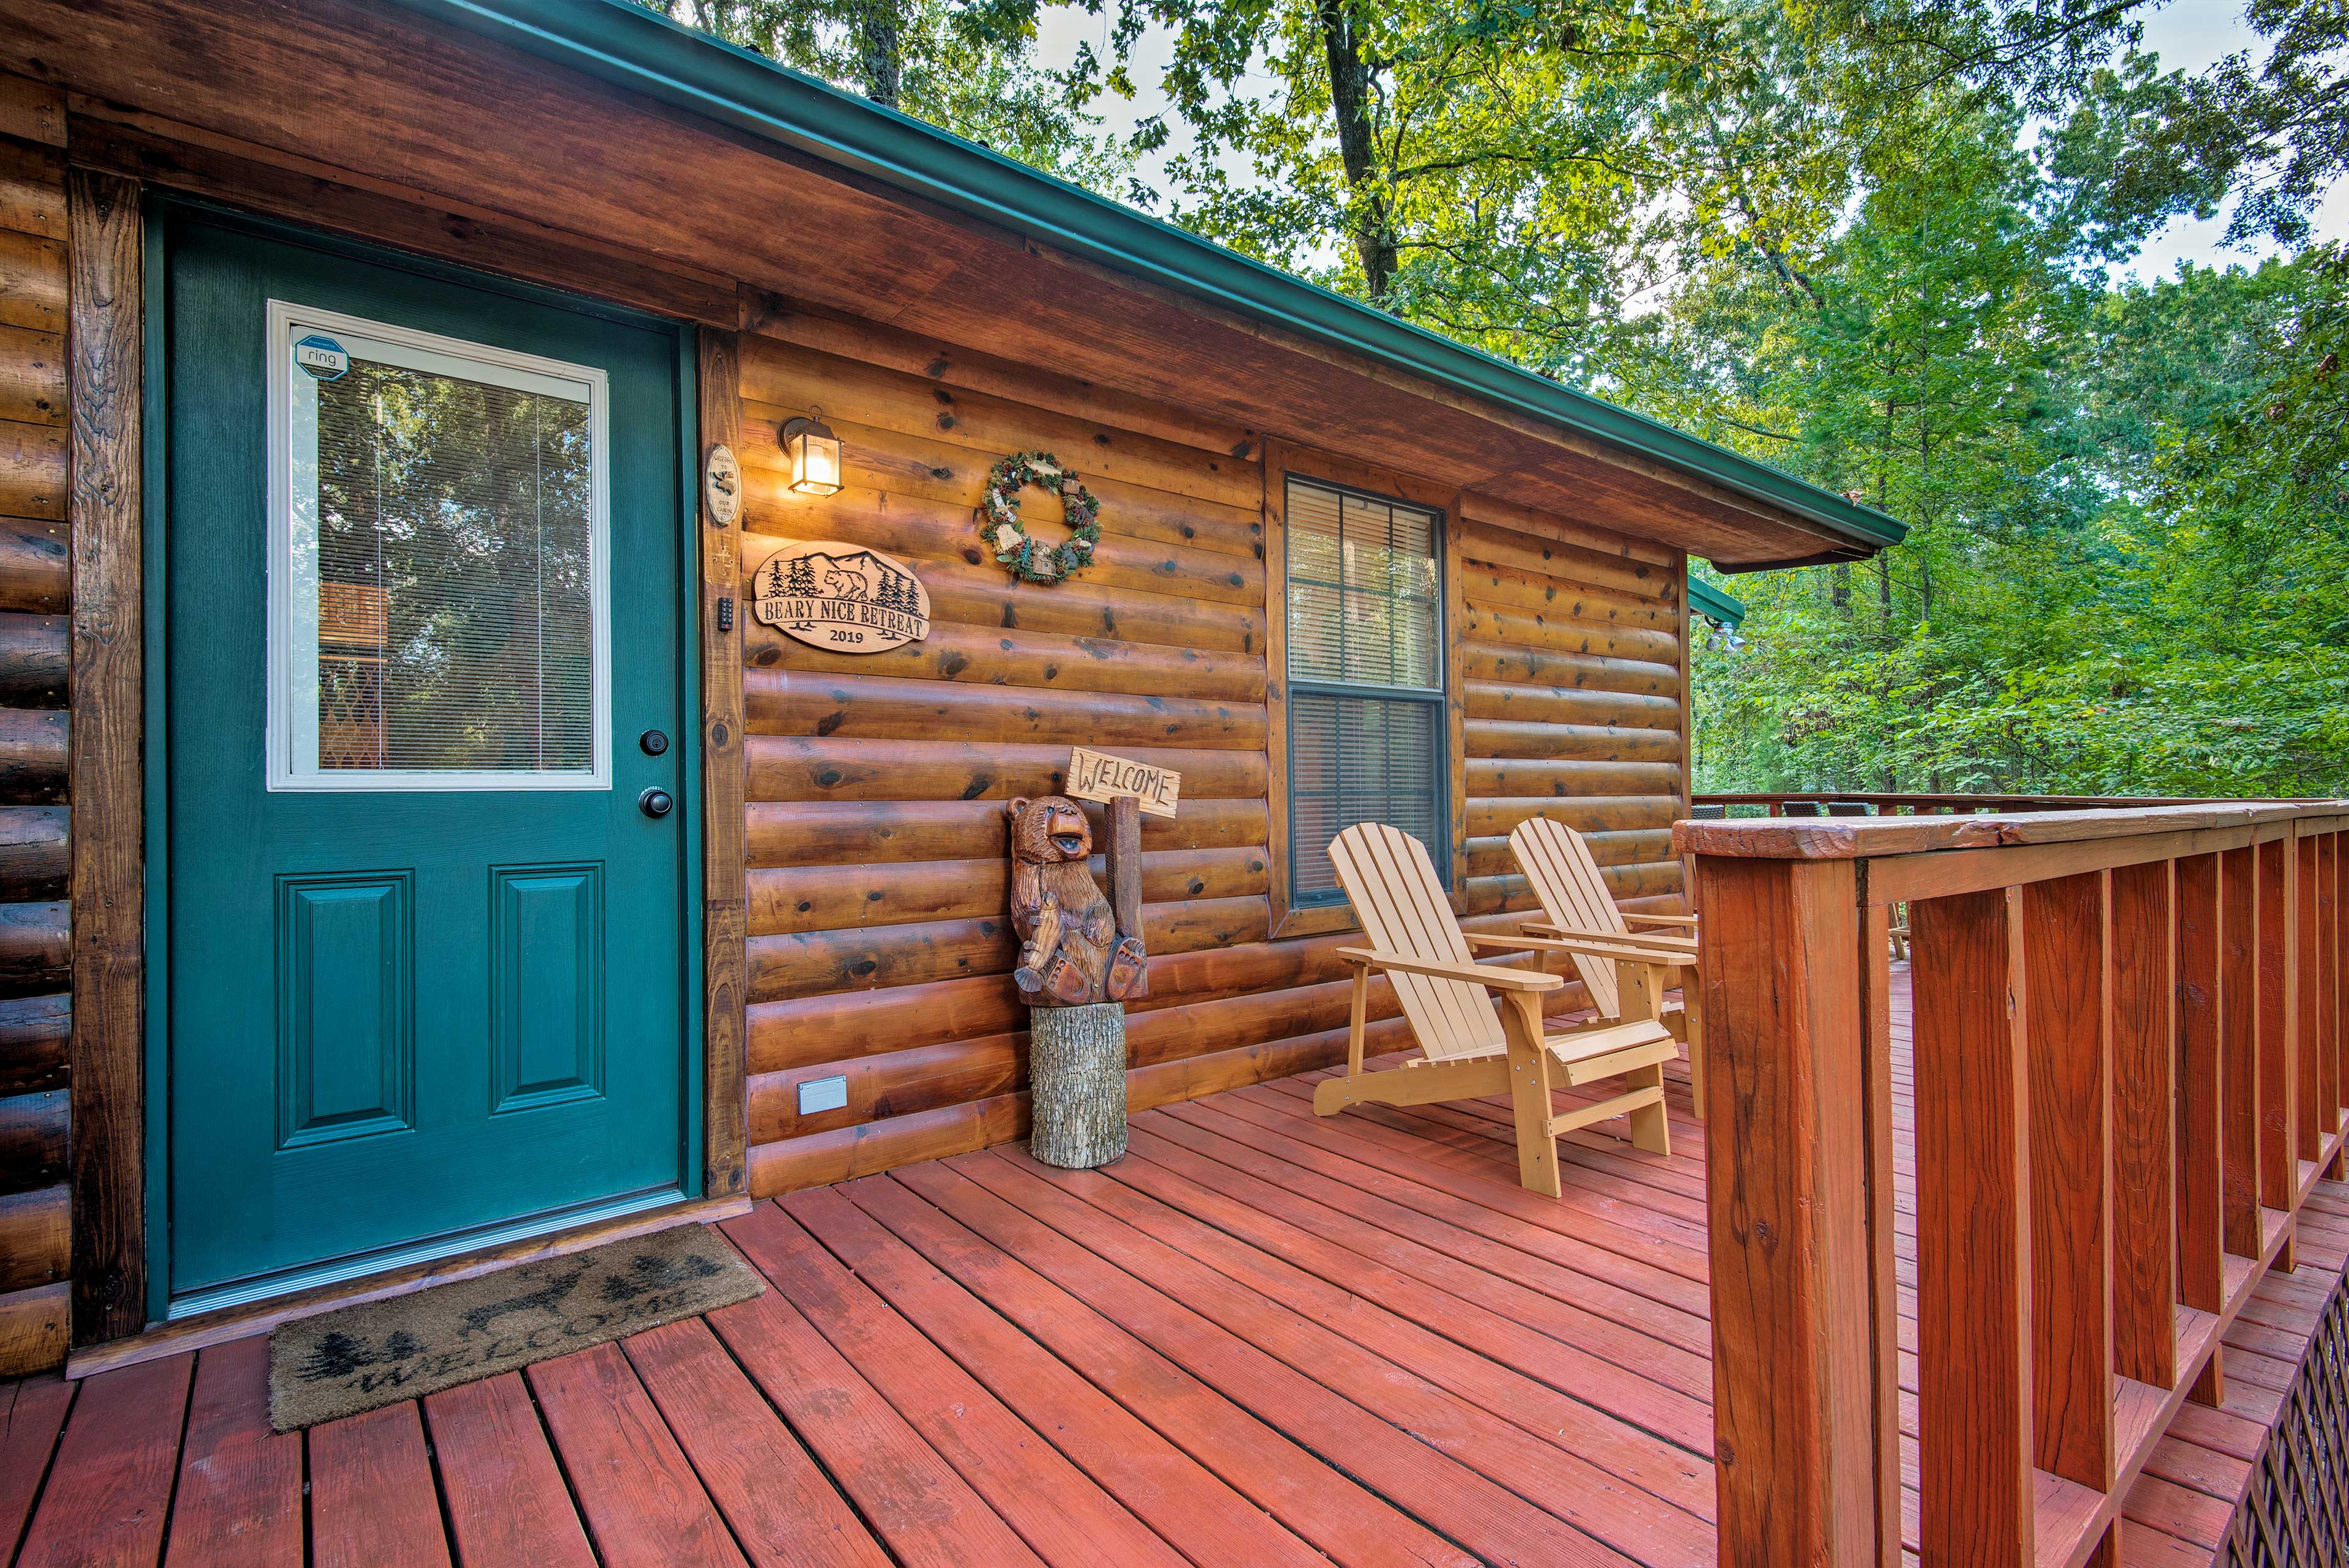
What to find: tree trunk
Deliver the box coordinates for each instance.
[853,0,902,109]
[1316,0,1396,303]
[1028,1002,1129,1169]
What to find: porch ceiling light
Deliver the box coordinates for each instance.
[783,408,843,497]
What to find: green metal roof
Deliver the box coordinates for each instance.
[391,0,1905,559]
[1689,578,1746,630]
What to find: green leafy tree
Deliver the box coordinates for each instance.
[643,0,1138,197]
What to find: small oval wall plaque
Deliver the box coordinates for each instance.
[703,443,742,527]
[751,540,931,654]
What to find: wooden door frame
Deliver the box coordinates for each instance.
[67,189,743,1343]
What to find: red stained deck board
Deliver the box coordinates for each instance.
[1119,1117,1715,1389]
[898,1155,1639,1568]
[527,1342,748,1568]
[618,1315,892,1568]
[305,1402,451,1568]
[1209,1082,1711,1285]
[1022,1137,1716,1515]
[839,1168,1481,1568]
[16,1354,190,1568]
[724,1202,1188,1568]
[0,1375,70,1560]
[782,1184,1335,1568]
[1154,1096,1712,1320]
[702,1261,1052,1568]
[424,1372,598,1568]
[163,1339,301,1568]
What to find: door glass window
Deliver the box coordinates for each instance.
[268,302,610,790]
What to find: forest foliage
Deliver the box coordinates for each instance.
[647,0,2349,798]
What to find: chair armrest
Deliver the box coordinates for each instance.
[1623,913,1699,929]
[1502,929,1699,967]
[1336,947,1563,994]
[1522,920,1697,955]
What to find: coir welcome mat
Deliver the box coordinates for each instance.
[269,1224,764,1431]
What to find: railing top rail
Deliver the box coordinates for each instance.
[1692,791,2213,807]
[1675,800,2349,861]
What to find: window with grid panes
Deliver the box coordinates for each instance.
[1284,475,1447,906]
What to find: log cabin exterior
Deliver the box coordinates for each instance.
[12,6,2349,1566]
[0,0,1900,1371]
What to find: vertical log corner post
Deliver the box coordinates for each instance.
[67,169,147,1344]
[1681,803,2349,1568]
[697,327,748,1199]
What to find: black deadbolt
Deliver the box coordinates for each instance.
[639,787,675,819]
[639,728,670,756]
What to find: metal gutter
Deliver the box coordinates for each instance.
[1689,577,1745,629]
[384,0,1906,556]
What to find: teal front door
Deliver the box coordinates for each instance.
[161,212,692,1312]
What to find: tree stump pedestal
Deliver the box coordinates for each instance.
[1028,1001,1128,1169]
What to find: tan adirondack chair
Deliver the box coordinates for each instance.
[1310,823,1679,1195]
[1507,816,1706,1117]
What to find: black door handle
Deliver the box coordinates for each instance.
[639,787,675,819]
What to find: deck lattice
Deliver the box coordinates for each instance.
[0,969,2339,1568]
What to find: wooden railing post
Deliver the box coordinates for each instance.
[2110,860,2177,1391]
[1693,852,1895,1568]
[1912,887,2033,1566]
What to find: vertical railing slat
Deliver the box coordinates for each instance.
[2221,845,2264,1258]
[2022,872,2117,1488]
[2299,833,2325,1164]
[1913,888,2033,1566]
[2110,859,2178,1390]
[2257,838,2298,1269]
[2324,831,2342,1172]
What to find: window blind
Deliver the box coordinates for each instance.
[1285,477,1446,904]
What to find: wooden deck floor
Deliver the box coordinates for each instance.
[0,968,2341,1568]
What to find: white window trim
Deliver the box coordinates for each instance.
[264,299,613,793]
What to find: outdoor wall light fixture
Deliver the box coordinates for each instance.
[783,407,844,497]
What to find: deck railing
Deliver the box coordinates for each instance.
[1693,790,2213,817]
[1677,802,2349,1567]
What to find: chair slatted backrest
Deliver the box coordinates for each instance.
[1508,816,1626,1019]
[1329,823,1505,1061]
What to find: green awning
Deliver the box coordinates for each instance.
[1690,577,1745,630]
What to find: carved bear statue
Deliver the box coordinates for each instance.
[1006,795,1147,1006]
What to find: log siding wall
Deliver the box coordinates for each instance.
[0,83,73,1373]
[732,321,1691,1196]
[0,58,1701,1347]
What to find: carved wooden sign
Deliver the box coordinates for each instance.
[702,443,741,527]
[1067,746,1181,819]
[749,540,931,653]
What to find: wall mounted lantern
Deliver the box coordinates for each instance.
[782,407,843,497]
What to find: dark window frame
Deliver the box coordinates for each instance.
[1282,472,1449,908]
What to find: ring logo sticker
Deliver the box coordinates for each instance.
[294,333,350,382]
